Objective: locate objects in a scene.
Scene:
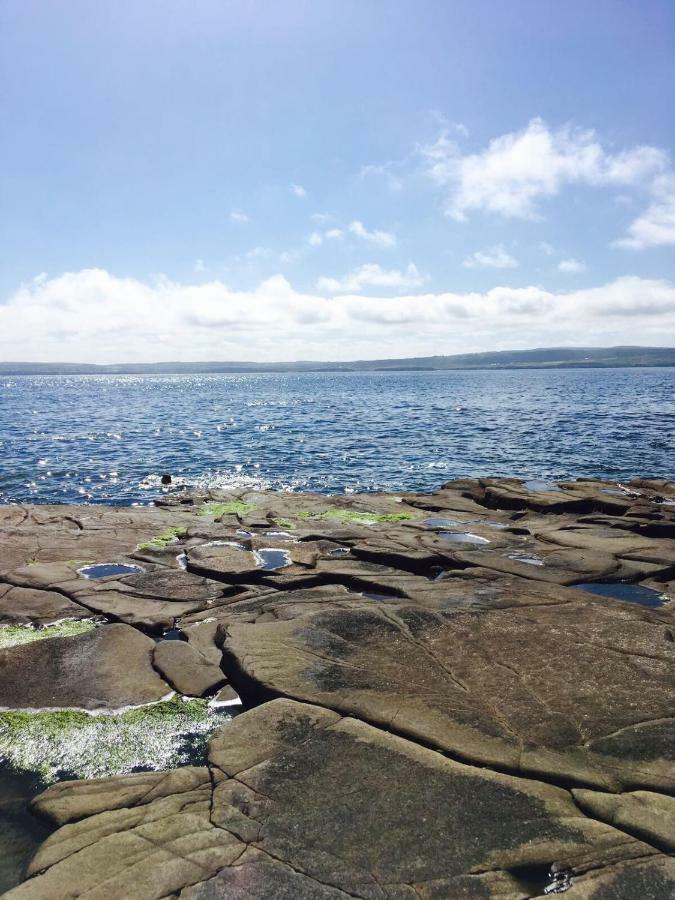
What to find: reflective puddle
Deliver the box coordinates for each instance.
[264,531,296,541]
[523,480,562,493]
[506,551,545,566]
[254,548,292,570]
[78,563,145,579]
[423,517,466,528]
[439,532,491,545]
[201,540,246,550]
[162,628,188,642]
[576,582,668,608]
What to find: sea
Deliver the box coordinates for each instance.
[0,368,673,505]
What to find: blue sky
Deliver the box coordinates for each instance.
[1,0,674,362]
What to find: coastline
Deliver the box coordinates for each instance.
[1,476,674,896]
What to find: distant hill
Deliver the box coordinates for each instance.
[1,346,674,375]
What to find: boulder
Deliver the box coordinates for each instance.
[153,640,225,697]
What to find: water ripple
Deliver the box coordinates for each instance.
[0,370,673,504]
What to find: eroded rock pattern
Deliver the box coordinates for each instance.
[0,477,673,897]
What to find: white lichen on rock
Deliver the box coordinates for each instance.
[0,697,231,784]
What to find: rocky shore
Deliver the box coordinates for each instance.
[0,477,673,898]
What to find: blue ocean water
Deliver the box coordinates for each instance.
[0,369,673,505]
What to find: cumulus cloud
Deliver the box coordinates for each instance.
[316,263,426,293]
[291,183,307,198]
[229,209,249,224]
[614,173,675,249]
[419,118,668,221]
[1,269,673,363]
[348,220,397,248]
[558,258,588,274]
[463,245,519,269]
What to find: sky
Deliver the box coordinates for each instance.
[1,0,675,363]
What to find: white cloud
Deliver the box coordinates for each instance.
[558,258,588,274]
[193,259,207,273]
[419,118,668,221]
[463,245,519,269]
[539,241,555,256]
[244,246,273,260]
[614,173,675,249]
[229,209,249,224]
[291,183,307,198]
[279,251,300,265]
[316,263,426,293]
[359,162,405,192]
[311,212,333,223]
[348,220,397,248]
[2,269,673,363]
[307,228,344,247]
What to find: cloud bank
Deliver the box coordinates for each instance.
[1,269,674,364]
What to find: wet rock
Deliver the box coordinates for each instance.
[153,640,226,697]
[0,624,171,711]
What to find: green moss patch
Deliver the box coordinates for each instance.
[0,697,231,786]
[296,508,419,525]
[0,620,99,650]
[271,517,295,529]
[198,501,255,518]
[136,527,186,551]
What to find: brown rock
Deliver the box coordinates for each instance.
[0,624,171,710]
[153,640,225,697]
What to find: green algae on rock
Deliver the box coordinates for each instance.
[0,698,230,786]
[270,517,295,529]
[297,508,419,524]
[135,527,186,551]
[198,500,255,517]
[0,619,99,650]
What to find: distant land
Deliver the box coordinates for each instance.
[1,346,675,375]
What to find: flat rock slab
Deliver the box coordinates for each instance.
[0,586,91,626]
[8,700,672,899]
[0,623,171,711]
[222,601,675,791]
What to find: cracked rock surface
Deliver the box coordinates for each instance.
[6,700,674,899]
[0,477,674,897]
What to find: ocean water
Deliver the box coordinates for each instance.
[0,369,673,505]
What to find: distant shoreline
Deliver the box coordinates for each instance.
[1,345,674,375]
